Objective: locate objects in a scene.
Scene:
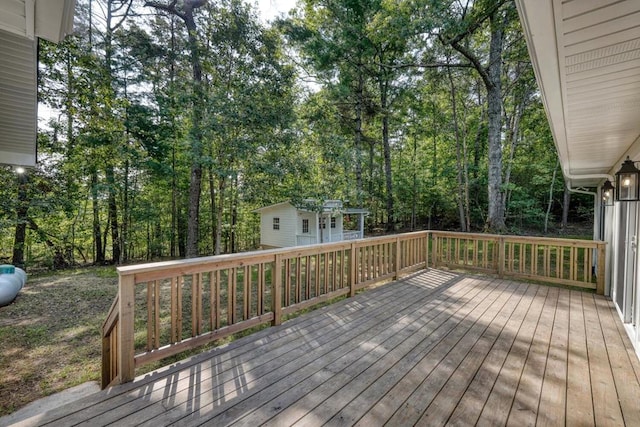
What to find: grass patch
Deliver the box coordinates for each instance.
[0,269,117,416]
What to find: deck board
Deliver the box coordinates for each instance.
[248,275,486,426]
[475,284,549,426]
[566,289,595,426]
[507,286,557,426]
[8,269,640,427]
[445,282,537,426]
[535,285,569,427]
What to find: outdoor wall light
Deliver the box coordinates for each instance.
[602,180,614,206]
[615,156,640,201]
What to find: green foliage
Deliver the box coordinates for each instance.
[7,0,593,269]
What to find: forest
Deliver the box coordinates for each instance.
[0,0,593,270]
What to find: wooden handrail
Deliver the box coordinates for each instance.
[430,231,606,291]
[101,230,605,388]
[101,294,119,389]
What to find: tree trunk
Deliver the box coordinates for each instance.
[106,166,120,263]
[12,172,28,269]
[177,203,186,258]
[146,0,206,258]
[379,67,394,231]
[411,129,417,231]
[215,177,226,255]
[171,143,178,258]
[169,17,177,259]
[485,12,505,231]
[231,176,238,253]
[447,66,468,232]
[209,164,217,254]
[91,168,104,263]
[448,7,508,232]
[545,161,559,234]
[185,9,204,258]
[355,68,364,205]
[562,183,571,229]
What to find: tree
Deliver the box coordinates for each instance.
[437,0,514,231]
[146,0,207,258]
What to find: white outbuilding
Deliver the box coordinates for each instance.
[255,200,368,249]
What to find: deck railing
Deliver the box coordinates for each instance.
[343,230,363,240]
[102,231,605,388]
[430,232,605,293]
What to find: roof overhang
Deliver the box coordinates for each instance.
[0,0,75,167]
[515,0,640,188]
[0,0,75,43]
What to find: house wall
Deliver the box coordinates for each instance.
[259,204,298,248]
[296,211,318,245]
[606,199,640,361]
[328,214,343,242]
[259,202,352,247]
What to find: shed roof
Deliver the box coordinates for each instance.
[254,200,369,215]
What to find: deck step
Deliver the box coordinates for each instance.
[0,381,100,426]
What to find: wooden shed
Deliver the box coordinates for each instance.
[255,200,367,249]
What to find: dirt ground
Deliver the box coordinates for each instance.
[0,268,118,416]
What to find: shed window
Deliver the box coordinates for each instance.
[273,217,280,230]
[302,219,309,233]
[331,217,336,229]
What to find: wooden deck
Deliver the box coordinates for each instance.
[12,269,640,426]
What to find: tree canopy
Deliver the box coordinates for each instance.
[0,0,593,270]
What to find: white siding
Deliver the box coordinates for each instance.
[0,0,76,42]
[259,204,298,248]
[0,29,36,166]
[297,211,318,245]
[330,215,343,241]
[0,1,27,39]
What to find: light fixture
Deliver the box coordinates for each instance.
[602,180,614,206]
[615,157,640,201]
[15,166,25,174]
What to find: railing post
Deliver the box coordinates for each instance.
[431,233,438,268]
[596,242,606,295]
[394,236,401,279]
[424,231,429,270]
[101,333,111,388]
[350,242,357,297]
[272,254,282,326]
[117,273,136,384]
[497,236,505,278]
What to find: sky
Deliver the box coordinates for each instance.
[256,0,297,22]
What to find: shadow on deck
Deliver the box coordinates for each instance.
[6,269,640,426]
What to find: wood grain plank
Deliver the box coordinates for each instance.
[69,274,436,426]
[445,282,538,426]
[506,286,558,426]
[201,275,483,427]
[384,281,515,426]
[344,279,507,427]
[241,277,495,427]
[535,288,569,427]
[565,289,594,426]
[593,294,640,425]
[474,285,549,426]
[413,281,529,426]
[582,292,624,425]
